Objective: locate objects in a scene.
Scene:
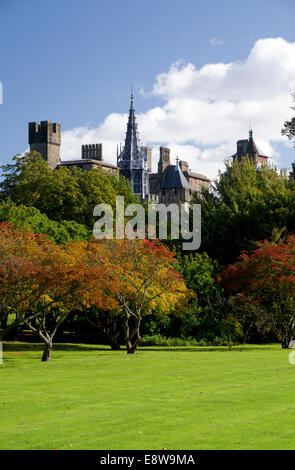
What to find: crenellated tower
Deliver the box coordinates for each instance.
[29,121,61,170]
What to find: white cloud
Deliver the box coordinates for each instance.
[61,37,295,180]
[209,38,224,47]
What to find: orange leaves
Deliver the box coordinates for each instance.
[222,235,295,298]
[0,223,190,322]
[85,238,190,316]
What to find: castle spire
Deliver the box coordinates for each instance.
[247,126,258,156]
[124,88,140,163]
[131,85,134,106]
[117,91,149,200]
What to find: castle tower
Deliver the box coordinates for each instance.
[158,147,171,176]
[231,129,268,167]
[117,92,149,200]
[29,121,61,170]
[141,146,152,173]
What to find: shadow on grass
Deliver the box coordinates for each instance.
[2,342,113,353]
[138,345,280,353]
[2,342,280,355]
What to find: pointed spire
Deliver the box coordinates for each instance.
[124,90,140,160]
[117,91,141,169]
[117,91,149,200]
[130,86,134,110]
[247,127,258,156]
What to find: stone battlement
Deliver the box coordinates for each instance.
[82,143,103,161]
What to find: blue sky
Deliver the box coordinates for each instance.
[0,0,295,178]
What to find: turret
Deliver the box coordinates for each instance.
[29,121,61,170]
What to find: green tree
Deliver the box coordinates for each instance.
[178,253,222,341]
[0,152,138,229]
[281,94,295,147]
[194,157,294,265]
[0,200,90,243]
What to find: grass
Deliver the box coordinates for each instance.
[0,342,295,450]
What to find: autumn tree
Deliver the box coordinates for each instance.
[0,225,108,360]
[86,239,192,354]
[22,239,119,361]
[222,236,295,348]
[0,223,52,340]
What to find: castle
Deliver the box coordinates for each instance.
[28,94,270,204]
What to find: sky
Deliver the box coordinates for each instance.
[0,0,295,179]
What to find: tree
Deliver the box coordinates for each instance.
[222,236,295,348]
[23,260,95,361]
[206,289,243,350]
[227,293,263,344]
[194,158,294,266]
[0,152,138,228]
[85,307,123,350]
[0,223,51,341]
[0,200,90,243]
[282,94,295,180]
[27,239,121,361]
[281,93,295,147]
[178,253,222,341]
[0,225,108,360]
[86,239,192,354]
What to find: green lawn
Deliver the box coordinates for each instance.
[0,342,295,450]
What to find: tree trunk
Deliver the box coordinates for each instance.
[228,334,232,351]
[243,325,251,345]
[281,338,294,349]
[0,319,19,341]
[0,314,8,330]
[106,317,121,350]
[108,337,121,350]
[96,312,122,350]
[41,341,52,362]
[281,317,295,348]
[124,312,141,354]
[281,329,295,348]
[127,344,138,354]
